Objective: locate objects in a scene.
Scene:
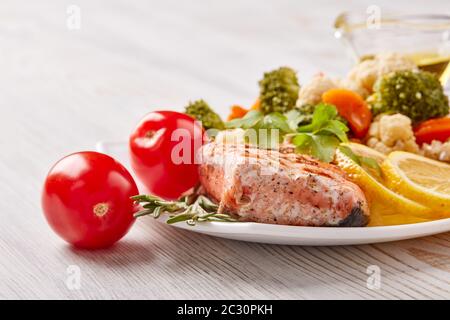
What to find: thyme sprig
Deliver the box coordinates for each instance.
[131,193,237,226]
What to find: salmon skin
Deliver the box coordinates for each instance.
[198,142,370,227]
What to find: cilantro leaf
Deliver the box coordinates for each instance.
[317,120,349,143]
[225,110,263,129]
[285,109,302,131]
[259,112,293,134]
[337,145,382,176]
[225,111,292,149]
[338,145,361,164]
[224,103,350,163]
[360,156,382,176]
[252,113,293,149]
[291,104,349,162]
[293,133,340,163]
[298,103,339,132]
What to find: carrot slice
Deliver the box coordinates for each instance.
[250,99,260,110]
[322,89,372,139]
[227,105,249,121]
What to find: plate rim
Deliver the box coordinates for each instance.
[160,216,450,238]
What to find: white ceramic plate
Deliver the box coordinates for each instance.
[96,141,450,245]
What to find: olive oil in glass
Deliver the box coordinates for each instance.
[406,52,450,86]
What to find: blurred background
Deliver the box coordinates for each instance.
[1,0,449,299]
[1,0,449,153]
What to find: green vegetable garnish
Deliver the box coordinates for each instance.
[285,104,315,129]
[286,103,348,130]
[225,110,293,149]
[338,145,382,176]
[368,70,449,123]
[291,104,349,162]
[185,99,225,130]
[259,67,300,114]
[132,193,236,225]
[226,104,350,162]
[225,110,264,129]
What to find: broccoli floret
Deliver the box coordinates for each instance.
[368,70,449,123]
[185,100,224,130]
[284,104,315,131]
[294,103,315,126]
[259,67,300,114]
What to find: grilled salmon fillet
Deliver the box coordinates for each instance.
[198,142,369,227]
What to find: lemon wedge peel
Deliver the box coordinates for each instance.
[341,142,387,165]
[335,149,434,223]
[382,151,450,215]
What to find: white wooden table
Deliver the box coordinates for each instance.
[1,0,450,299]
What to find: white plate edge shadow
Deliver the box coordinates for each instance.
[97,140,450,246]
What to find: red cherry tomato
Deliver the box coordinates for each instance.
[129,111,204,199]
[322,89,372,139]
[41,152,138,249]
[414,117,450,145]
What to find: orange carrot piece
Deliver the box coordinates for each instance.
[227,105,249,121]
[250,99,260,110]
[322,88,372,139]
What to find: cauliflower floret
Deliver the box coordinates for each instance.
[345,53,417,98]
[421,140,450,162]
[378,114,414,145]
[366,113,420,154]
[338,78,370,98]
[296,72,372,107]
[296,73,338,107]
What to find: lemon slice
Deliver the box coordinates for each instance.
[339,142,387,182]
[335,149,433,225]
[341,142,386,165]
[367,201,434,227]
[382,151,450,214]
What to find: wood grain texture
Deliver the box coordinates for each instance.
[0,0,449,299]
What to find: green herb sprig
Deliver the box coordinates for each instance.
[225,110,293,149]
[131,194,236,226]
[338,145,382,176]
[290,103,349,162]
[224,103,351,162]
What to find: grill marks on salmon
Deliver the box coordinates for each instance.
[199,142,370,227]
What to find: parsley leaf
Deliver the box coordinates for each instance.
[338,145,382,176]
[291,104,349,162]
[360,156,382,176]
[225,111,293,149]
[224,103,350,163]
[293,133,340,163]
[225,110,263,129]
[338,145,361,164]
[298,103,339,132]
[259,112,293,134]
[285,108,308,131]
[317,119,349,143]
